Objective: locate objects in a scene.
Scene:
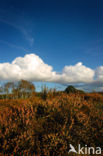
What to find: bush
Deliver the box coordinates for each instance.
[65,85,78,94]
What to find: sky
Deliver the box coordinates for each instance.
[0,0,103,91]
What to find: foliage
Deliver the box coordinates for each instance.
[0,80,35,99]
[0,92,103,155]
[41,85,48,100]
[64,85,85,94]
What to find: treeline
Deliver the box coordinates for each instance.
[0,80,35,99]
[0,80,61,100]
[0,80,85,100]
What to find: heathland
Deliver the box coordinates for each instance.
[0,80,103,155]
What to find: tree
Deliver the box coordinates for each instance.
[12,88,19,99]
[65,85,85,94]
[0,86,4,99]
[17,80,35,98]
[4,82,14,99]
[65,85,78,94]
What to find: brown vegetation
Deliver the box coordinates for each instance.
[0,81,103,155]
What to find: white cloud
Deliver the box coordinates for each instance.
[95,66,103,81]
[0,53,103,91]
[61,62,95,83]
[0,63,21,81]
[0,54,57,82]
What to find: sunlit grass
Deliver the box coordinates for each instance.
[0,92,103,155]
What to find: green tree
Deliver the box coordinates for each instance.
[65,85,85,94]
[64,85,77,94]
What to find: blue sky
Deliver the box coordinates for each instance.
[0,0,103,91]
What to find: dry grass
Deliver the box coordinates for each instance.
[0,93,103,155]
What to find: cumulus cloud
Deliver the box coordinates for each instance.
[60,62,95,83]
[0,54,58,82]
[0,53,103,91]
[0,63,21,81]
[95,66,103,82]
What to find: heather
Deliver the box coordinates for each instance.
[0,81,103,155]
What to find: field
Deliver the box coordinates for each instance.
[0,90,103,155]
